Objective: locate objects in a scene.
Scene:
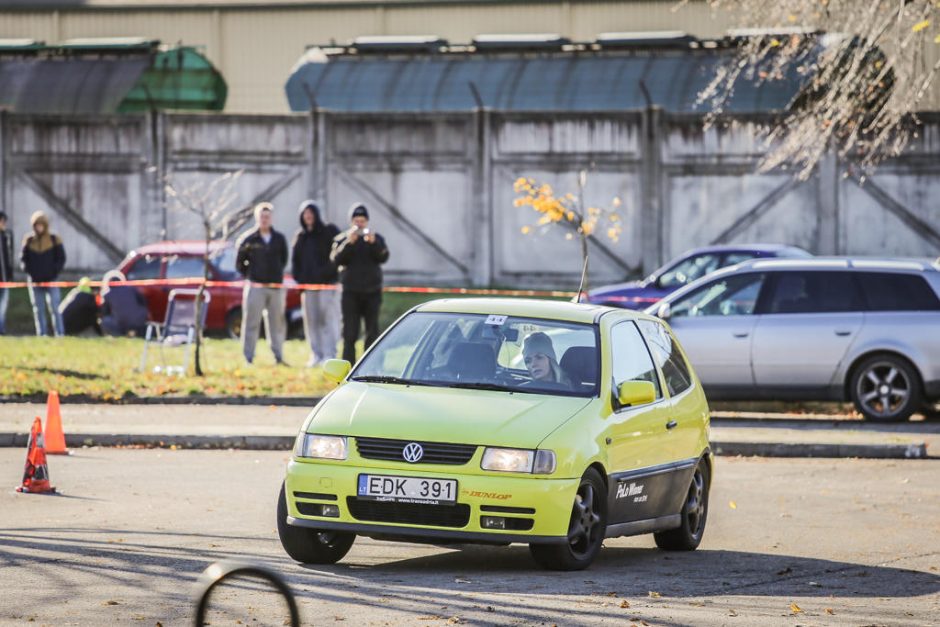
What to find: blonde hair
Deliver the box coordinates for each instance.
[253,202,273,222]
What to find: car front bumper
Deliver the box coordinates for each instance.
[284,459,580,544]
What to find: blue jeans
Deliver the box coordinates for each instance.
[0,288,8,335]
[29,285,64,337]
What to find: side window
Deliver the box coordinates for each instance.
[125,255,161,280]
[610,322,661,400]
[766,271,863,314]
[637,320,693,397]
[165,255,208,279]
[658,253,722,288]
[857,272,940,311]
[671,273,766,317]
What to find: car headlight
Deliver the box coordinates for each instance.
[481,448,555,474]
[295,434,347,460]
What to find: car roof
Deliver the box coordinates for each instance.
[736,257,939,273]
[128,240,232,257]
[681,243,808,255]
[415,297,655,324]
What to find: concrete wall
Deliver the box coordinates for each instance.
[1,110,938,287]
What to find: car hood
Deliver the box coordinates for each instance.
[308,382,593,449]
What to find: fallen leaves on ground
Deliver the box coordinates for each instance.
[729,500,737,509]
[620,600,631,608]
[790,602,803,614]
[648,591,662,598]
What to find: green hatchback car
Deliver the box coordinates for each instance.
[278,298,712,570]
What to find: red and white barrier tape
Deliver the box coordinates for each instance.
[0,277,578,299]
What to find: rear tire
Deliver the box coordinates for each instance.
[850,355,922,422]
[654,459,709,551]
[277,483,355,564]
[225,308,242,340]
[529,468,607,571]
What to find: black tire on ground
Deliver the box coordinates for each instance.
[225,308,242,340]
[654,459,710,551]
[850,354,923,422]
[529,468,607,571]
[277,483,355,565]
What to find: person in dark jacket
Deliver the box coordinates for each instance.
[21,211,66,337]
[59,276,101,335]
[292,200,341,367]
[99,270,149,337]
[235,202,289,364]
[330,203,389,364]
[0,211,13,335]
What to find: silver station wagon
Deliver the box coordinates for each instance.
[648,258,940,421]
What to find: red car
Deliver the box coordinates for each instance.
[117,240,302,338]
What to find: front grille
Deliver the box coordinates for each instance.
[346,497,471,528]
[355,437,477,465]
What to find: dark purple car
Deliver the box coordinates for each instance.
[586,244,812,309]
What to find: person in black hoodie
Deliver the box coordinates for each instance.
[330,203,389,364]
[235,202,289,365]
[21,211,66,337]
[0,211,13,335]
[292,200,341,367]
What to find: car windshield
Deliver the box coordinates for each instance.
[351,312,599,398]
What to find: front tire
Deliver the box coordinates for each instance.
[529,469,607,571]
[277,483,355,564]
[850,355,922,422]
[654,459,709,551]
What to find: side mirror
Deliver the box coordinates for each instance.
[322,359,351,383]
[616,380,656,408]
[656,302,672,320]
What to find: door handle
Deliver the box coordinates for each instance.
[835,330,851,336]
[666,420,678,430]
[732,332,749,338]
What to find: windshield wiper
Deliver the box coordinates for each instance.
[447,381,517,393]
[350,375,414,385]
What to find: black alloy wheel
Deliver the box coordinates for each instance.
[654,460,709,551]
[529,469,607,571]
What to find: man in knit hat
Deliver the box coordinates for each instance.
[330,203,389,363]
[20,211,66,336]
[522,331,572,390]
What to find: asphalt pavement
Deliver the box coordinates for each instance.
[0,450,937,626]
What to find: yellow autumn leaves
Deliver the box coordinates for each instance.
[513,176,623,243]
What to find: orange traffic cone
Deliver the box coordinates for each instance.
[44,390,69,455]
[16,417,56,494]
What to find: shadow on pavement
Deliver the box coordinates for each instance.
[2,529,937,626]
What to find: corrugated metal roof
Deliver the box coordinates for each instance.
[285,47,809,113]
[0,56,151,114]
[0,43,226,113]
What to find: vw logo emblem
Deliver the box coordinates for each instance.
[402,442,424,463]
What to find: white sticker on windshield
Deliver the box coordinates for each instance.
[485,314,507,326]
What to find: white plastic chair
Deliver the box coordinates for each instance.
[139,289,211,375]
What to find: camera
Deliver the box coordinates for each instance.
[358,227,371,236]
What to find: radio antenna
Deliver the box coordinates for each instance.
[575,253,589,303]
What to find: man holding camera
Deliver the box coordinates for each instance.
[330,203,389,364]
